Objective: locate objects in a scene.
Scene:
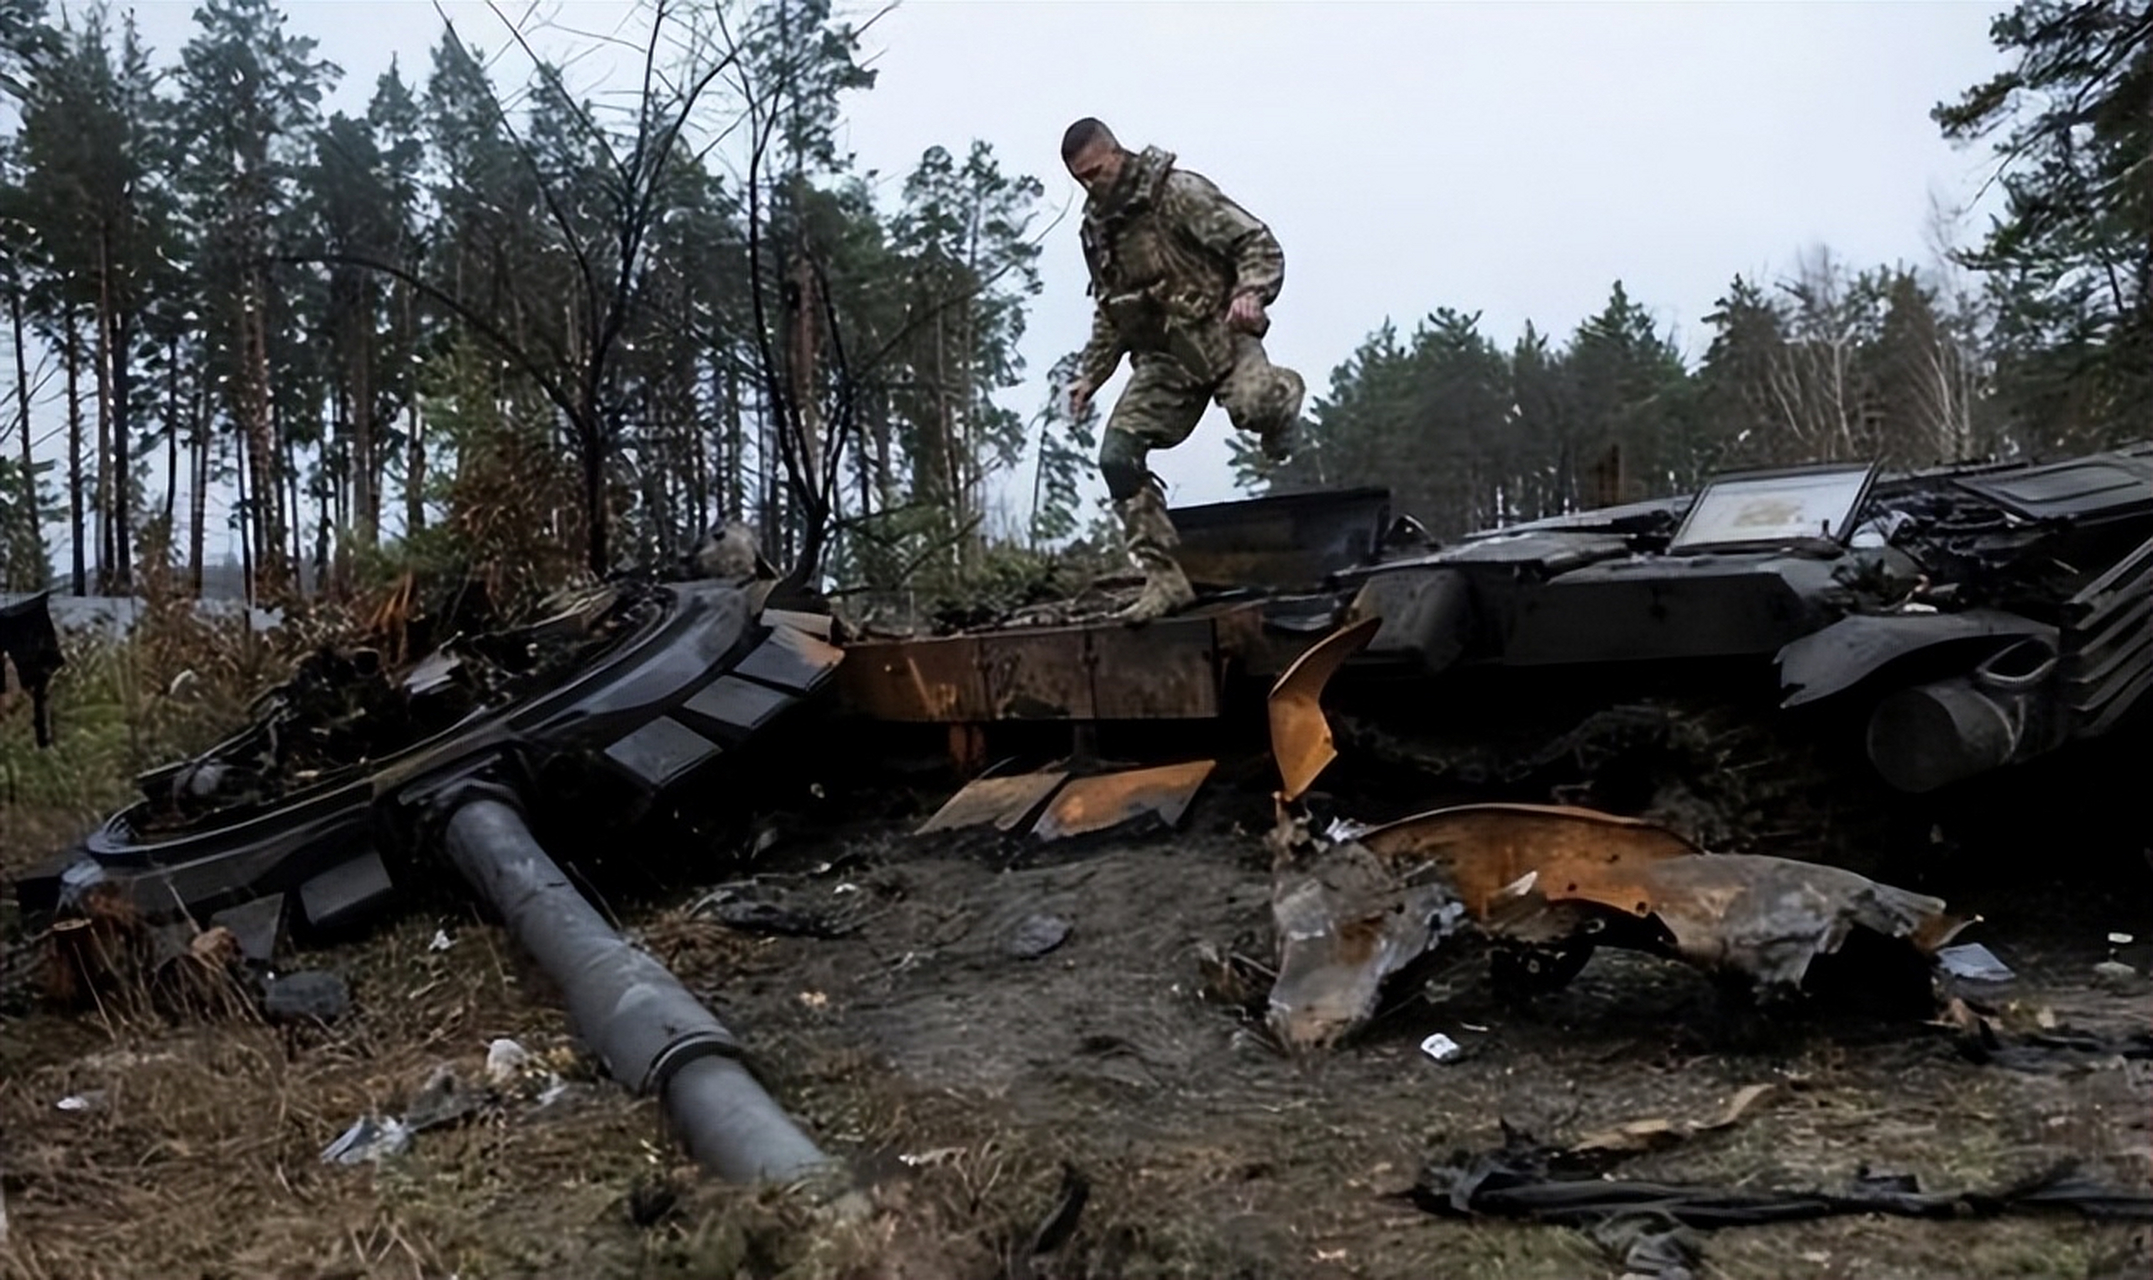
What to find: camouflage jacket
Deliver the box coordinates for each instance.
[1075,147,1285,388]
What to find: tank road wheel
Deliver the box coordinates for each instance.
[1490,941,1595,998]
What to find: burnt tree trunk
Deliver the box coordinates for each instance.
[64,313,86,597]
[187,383,207,595]
[162,335,179,529]
[7,286,35,580]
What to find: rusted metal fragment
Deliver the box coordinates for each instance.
[1268,804,1964,1045]
[1268,837,1465,1048]
[839,634,988,721]
[1634,854,1966,985]
[1088,622,1220,719]
[1361,804,1963,983]
[1030,761,1214,841]
[915,771,1070,835]
[1357,804,1698,920]
[1268,617,1379,802]
[980,631,1097,719]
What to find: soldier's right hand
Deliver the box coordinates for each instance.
[1069,378,1096,418]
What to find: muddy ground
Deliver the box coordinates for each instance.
[4,754,2150,1280]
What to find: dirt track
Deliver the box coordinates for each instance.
[4,773,2151,1279]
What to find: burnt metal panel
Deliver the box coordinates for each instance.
[677,675,794,739]
[916,771,1070,834]
[1955,454,2153,523]
[839,615,1223,722]
[838,635,988,721]
[1030,761,1215,841]
[1089,617,1219,719]
[1169,487,1390,590]
[979,630,1097,719]
[602,716,722,790]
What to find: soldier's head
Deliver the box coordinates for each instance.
[1061,117,1124,194]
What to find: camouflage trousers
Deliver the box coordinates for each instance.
[1097,332,1305,501]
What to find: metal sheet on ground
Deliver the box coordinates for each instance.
[915,771,1070,835]
[1030,761,1215,841]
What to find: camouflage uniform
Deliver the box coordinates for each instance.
[1075,146,1305,620]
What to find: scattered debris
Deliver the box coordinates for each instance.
[54,1092,102,1113]
[916,770,1068,835]
[1572,1083,1779,1154]
[1936,942,2015,984]
[320,1114,413,1165]
[1008,913,1072,959]
[1010,1162,1090,1280]
[1418,1032,1462,1063]
[701,897,841,938]
[689,885,850,938]
[485,1038,531,1084]
[321,1054,525,1167]
[1029,761,1215,842]
[2093,959,2142,992]
[262,970,350,1024]
[1267,831,1467,1047]
[1592,1215,1703,1279]
[402,1065,486,1133]
[1265,804,1963,1046]
[1409,1133,2153,1233]
[428,929,455,952]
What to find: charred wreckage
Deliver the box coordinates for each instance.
[7,442,2153,1187]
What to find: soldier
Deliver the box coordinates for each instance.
[1062,117,1305,622]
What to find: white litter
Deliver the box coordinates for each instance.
[484,1038,531,1084]
[320,1115,412,1165]
[429,929,455,952]
[1935,942,2015,983]
[1419,1033,1463,1063]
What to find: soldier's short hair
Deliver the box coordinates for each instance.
[1061,118,1117,162]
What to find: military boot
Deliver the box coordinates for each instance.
[1114,486,1196,624]
[1259,367,1307,463]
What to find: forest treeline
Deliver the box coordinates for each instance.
[0,0,2145,598]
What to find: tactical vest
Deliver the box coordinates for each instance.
[1080,148,1237,381]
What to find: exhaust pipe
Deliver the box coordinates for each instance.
[440,793,832,1183]
[1866,637,2058,793]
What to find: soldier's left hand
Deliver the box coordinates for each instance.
[1226,292,1267,334]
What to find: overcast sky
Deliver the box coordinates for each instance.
[98,0,2014,545]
